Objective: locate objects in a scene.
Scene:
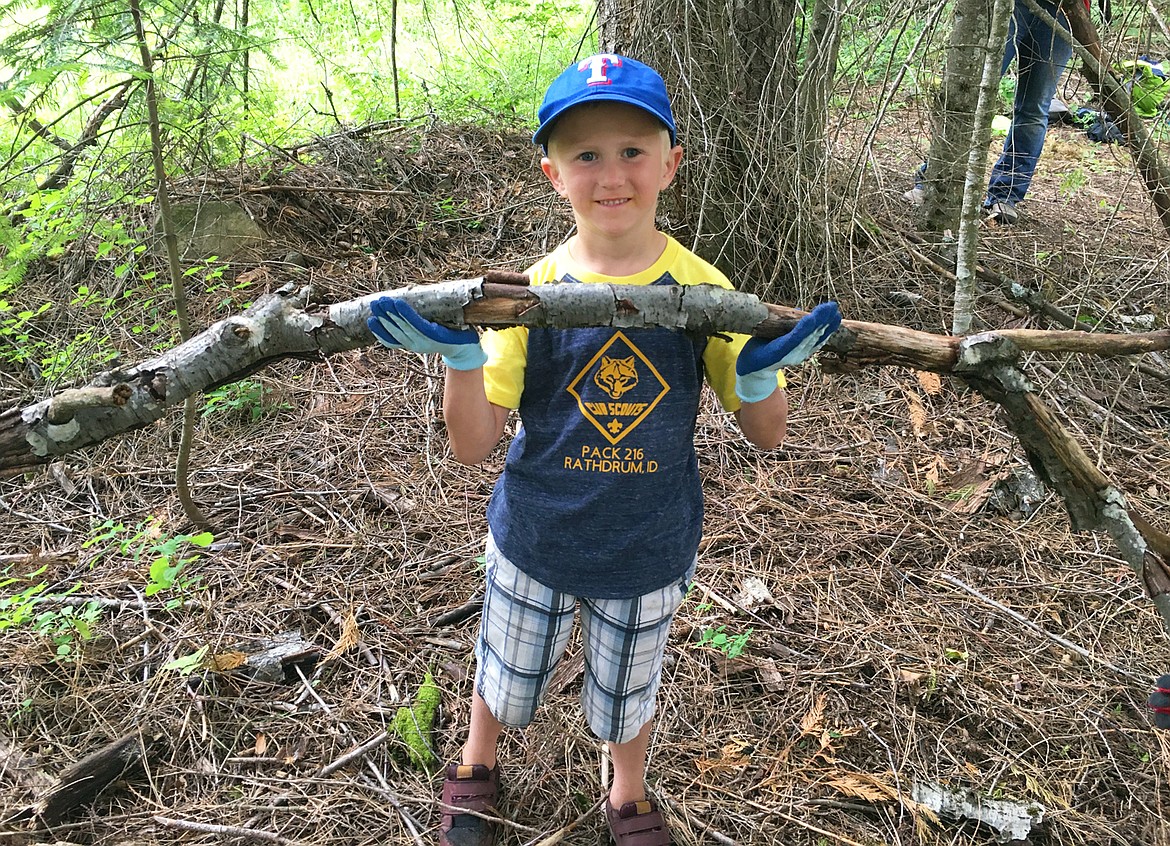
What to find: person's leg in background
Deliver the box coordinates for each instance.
[985,0,1074,220]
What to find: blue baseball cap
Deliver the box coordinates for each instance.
[533,54,677,149]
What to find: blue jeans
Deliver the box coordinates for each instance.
[986,0,1074,206]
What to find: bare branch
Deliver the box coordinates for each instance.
[3,279,1167,475]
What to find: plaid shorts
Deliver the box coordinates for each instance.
[474,533,694,744]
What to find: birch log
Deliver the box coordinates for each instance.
[2,276,1168,474]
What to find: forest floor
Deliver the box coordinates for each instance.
[1,77,1169,846]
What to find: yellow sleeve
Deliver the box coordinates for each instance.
[704,333,786,413]
[481,326,528,409]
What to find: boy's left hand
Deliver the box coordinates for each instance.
[735,301,842,403]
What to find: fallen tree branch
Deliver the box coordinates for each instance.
[4,276,1167,476]
[897,225,1170,381]
[317,730,389,777]
[952,334,1170,636]
[153,815,304,845]
[4,732,155,827]
[7,81,134,225]
[1052,0,1170,232]
[936,573,1136,679]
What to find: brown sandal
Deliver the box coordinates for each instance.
[606,798,671,846]
[440,763,500,846]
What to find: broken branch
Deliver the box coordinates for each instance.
[2,278,1167,473]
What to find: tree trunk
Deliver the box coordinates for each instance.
[600,0,841,304]
[954,0,1014,333]
[795,0,844,167]
[920,0,995,233]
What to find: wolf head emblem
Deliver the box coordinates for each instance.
[594,355,639,399]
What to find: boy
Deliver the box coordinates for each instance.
[368,54,841,846]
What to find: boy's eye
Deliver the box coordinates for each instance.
[621,148,643,159]
[578,151,597,162]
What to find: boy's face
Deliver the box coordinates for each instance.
[541,102,683,242]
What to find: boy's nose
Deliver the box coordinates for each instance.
[598,161,624,188]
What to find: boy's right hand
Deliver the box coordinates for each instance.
[367,297,488,371]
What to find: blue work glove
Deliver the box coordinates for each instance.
[367,297,487,371]
[735,301,842,403]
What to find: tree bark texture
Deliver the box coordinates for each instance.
[30,733,151,825]
[920,0,994,233]
[955,336,1170,633]
[953,0,1015,333]
[599,0,842,304]
[2,276,1167,468]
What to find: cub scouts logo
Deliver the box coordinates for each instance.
[568,331,669,445]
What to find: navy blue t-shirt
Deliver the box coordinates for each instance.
[481,237,769,599]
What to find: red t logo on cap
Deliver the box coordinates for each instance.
[577,54,623,86]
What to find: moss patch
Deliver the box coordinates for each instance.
[390,671,440,770]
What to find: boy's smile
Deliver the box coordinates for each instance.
[541,102,683,251]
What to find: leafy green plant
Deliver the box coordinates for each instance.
[0,565,103,660]
[943,484,975,501]
[0,191,84,292]
[698,624,753,659]
[37,329,120,383]
[34,601,102,658]
[1059,167,1088,197]
[0,300,52,360]
[0,203,135,387]
[163,645,210,675]
[202,380,290,423]
[183,256,228,287]
[8,697,35,726]
[838,7,928,84]
[208,276,256,313]
[431,196,484,231]
[83,518,214,608]
[0,567,50,629]
[146,530,213,601]
[998,74,1017,113]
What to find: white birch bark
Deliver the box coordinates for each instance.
[2,279,1167,473]
[953,0,1014,334]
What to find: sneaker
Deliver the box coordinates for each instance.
[440,764,500,846]
[605,798,671,845]
[985,201,1018,225]
[903,185,925,206]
